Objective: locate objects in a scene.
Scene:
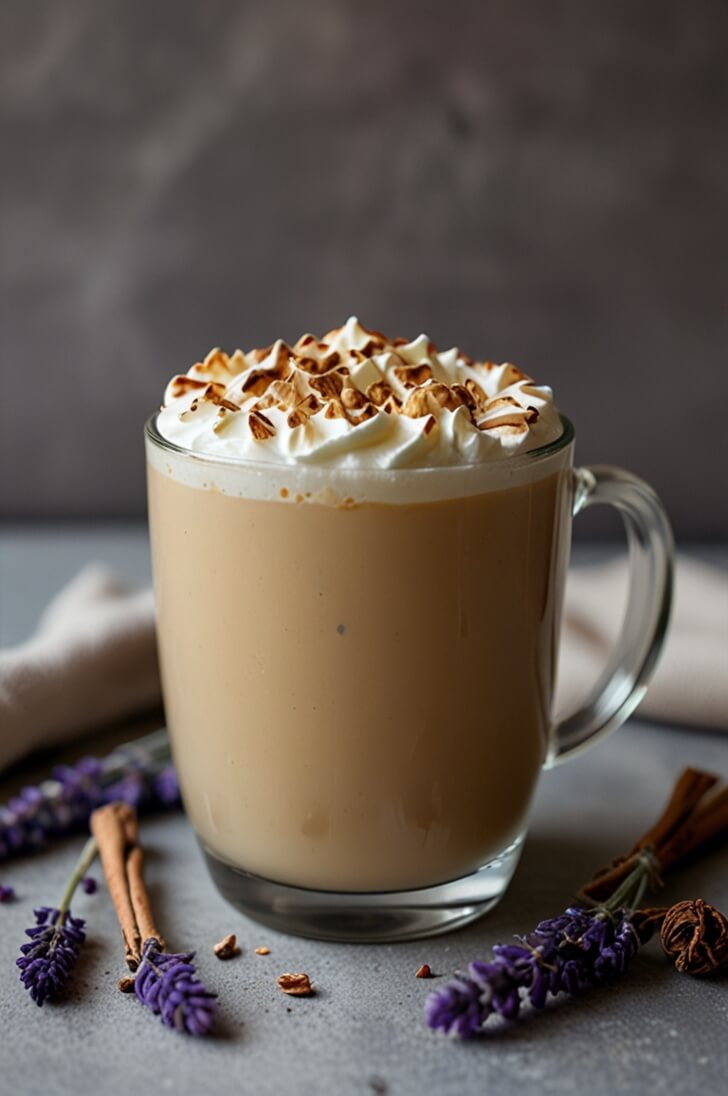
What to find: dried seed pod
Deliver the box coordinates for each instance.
[660,899,728,975]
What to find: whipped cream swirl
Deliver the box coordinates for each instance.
[157,318,562,469]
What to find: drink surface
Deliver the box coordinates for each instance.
[148,455,572,892]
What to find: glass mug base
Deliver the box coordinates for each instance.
[201,837,525,943]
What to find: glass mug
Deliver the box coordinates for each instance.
[145,414,672,941]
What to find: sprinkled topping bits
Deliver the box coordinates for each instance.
[415,963,433,979]
[213,933,241,960]
[277,972,314,996]
[255,946,270,955]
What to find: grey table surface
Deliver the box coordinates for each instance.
[0,527,727,1096]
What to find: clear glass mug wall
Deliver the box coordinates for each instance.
[145,415,673,942]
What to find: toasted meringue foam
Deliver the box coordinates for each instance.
[151,318,566,503]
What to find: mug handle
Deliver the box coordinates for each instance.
[546,465,674,767]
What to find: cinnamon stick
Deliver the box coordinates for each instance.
[90,802,164,969]
[579,767,727,904]
[90,803,143,968]
[657,786,728,871]
[625,769,718,857]
[127,845,165,950]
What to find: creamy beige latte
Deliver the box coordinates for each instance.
[147,318,572,892]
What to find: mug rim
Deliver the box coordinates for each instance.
[145,411,575,478]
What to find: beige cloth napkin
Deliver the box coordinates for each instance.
[0,566,161,773]
[0,556,726,774]
[555,556,728,731]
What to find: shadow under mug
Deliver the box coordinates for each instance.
[145,414,673,942]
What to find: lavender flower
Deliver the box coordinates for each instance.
[426,852,660,1038]
[17,906,87,1006]
[16,834,98,1006]
[81,876,97,895]
[1,883,16,902]
[154,765,180,807]
[426,906,642,1037]
[134,937,217,1036]
[0,729,178,862]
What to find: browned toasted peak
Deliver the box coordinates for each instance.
[252,343,274,363]
[499,363,528,385]
[204,349,234,372]
[359,337,386,356]
[478,419,530,435]
[348,347,369,363]
[347,403,377,426]
[169,375,212,398]
[287,393,323,429]
[464,377,487,408]
[341,386,370,411]
[309,371,346,400]
[293,355,321,374]
[249,410,276,440]
[242,348,292,394]
[401,382,460,419]
[393,363,434,388]
[252,379,299,412]
[366,380,394,406]
[484,395,522,412]
[201,382,228,401]
[383,393,403,412]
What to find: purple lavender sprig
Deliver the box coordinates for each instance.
[0,883,16,902]
[0,729,177,863]
[133,937,217,1036]
[16,835,98,1006]
[17,906,87,1006]
[426,850,659,1038]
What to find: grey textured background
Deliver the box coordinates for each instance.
[1,0,727,536]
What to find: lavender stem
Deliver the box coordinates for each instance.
[57,836,99,916]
